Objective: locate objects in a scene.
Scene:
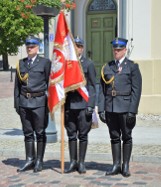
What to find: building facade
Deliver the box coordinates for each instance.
[72,0,161,114]
[8,0,161,114]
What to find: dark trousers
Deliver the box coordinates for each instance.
[65,109,92,142]
[20,107,46,142]
[105,112,134,144]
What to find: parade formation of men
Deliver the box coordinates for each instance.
[14,35,142,177]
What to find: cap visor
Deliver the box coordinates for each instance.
[113,45,125,49]
[26,44,38,47]
[75,42,83,46]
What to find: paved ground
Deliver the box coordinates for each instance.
[0,71,161,187]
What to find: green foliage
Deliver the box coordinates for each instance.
[32,0,75,9]
[36,0,62,8]
[0,0,43,55]
[0,0,76,56]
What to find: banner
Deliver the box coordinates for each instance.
[48,12,88,113]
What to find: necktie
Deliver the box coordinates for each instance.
[27,59,32,68]
[116,60,120,68]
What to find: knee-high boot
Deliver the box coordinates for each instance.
[105,142,121,175]
[78,141,87,174]
[34,142,46,173]
[122,143,132,177]
[17,141,35,172]
[65,141,78,173]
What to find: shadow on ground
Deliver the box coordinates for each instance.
[0,128,23,136]
[2,158,110,174]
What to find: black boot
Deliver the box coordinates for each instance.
[34,142,46,173]
[122,143,132,177]
[105,143,121,175]
[78,141,87,174]
[65,141,78,173]
[17,141,35,172]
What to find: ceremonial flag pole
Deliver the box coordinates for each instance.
[48,11,88,174]
[61,105,65,173]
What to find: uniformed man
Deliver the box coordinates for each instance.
[98,37,142,177]
[64,36,96,174]
[14,36,51,173]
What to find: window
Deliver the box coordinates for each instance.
[88,0,116,11]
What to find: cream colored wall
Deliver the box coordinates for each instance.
[151,0,161,58]
[137,60,161,114]
[137,0,161,114]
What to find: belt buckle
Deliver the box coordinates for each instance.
[26,93,31,98]
[112,90,116,96]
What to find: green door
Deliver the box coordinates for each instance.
[86,13,116,82]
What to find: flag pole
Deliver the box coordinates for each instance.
[61,104,65,174]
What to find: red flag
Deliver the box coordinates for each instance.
[77,87,89,102]
[48,12,88,113]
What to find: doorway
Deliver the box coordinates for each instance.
[86,0,117,82]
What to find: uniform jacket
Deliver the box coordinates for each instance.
[65,56,96,110]
[98,57,142,114]
[14,55,51,109]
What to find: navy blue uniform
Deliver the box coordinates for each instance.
[98,58,142,143]
[15,36,51,173]
[98,56,142,177]
[64,55,96,174]
[65,56,96,142]
[14,56,51,142]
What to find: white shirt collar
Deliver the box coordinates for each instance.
[28,55,37,63]
[79,55,83,60]
[32,55,37,62]
[115,56,125,65]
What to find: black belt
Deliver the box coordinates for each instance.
[21,91,45,98]
[106,90,131,96]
